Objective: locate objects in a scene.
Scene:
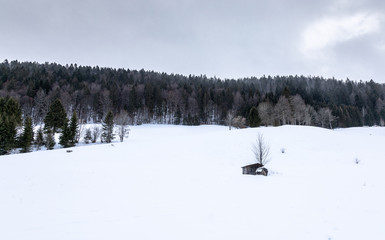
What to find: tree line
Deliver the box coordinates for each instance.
[1,60,384,128]
[1,59,385,152]
[0,96,130,155]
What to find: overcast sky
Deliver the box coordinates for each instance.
[1,0,384,82]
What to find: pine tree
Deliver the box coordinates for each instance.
[44,99,67,133]
[0,97,22,155]
[128,85,138,115]
[174,105,182,125]
[59,119,71,148]
[35,127,44,150]
[101,111,115,143]
[248,106,261,127]
[68,112,78,146]
[45,130,56,150]
[19,116,34,153]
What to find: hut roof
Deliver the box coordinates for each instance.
[241,163,263,169]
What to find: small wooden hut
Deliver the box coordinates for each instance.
[241,163,264,175]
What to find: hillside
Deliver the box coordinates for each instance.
[0,125,384,239]
[1,60,385,127]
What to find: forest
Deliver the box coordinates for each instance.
[1,59,385,128]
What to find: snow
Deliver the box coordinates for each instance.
[1,125,384,240]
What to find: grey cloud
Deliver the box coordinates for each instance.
[0,0,384,82]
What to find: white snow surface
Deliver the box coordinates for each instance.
[1,125,384,240]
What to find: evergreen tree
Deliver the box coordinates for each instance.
[0,97,22,155]
[128,85,138,115]
[68,112,79,146]
[248,106,261,127]
[0,116,7,154]
[174,105,182,125]
[5,60,385,129]
[44,99,67,133]
[44,130,55,150]
[101,111,115,143]
[59,119,71,148]
[35,127,44,150]
[19,116,34,153]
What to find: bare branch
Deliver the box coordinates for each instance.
[252,133,270,165]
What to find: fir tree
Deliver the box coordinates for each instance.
[35,127,44,150]
[45,130,55,150]
[248,106,261,127]
[44,99,67,133]
[59,119,71,148]
[68,112,78,146]
[174,105,182,125]
[19,116,34,153]
[101,111,115,143]
[0,97,22,155]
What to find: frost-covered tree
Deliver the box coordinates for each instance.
[226,111,235,130]
[92,126,101,143]
[232,116,246,129]
[115,110,130,142]
[318,107,336,129]
[84,128,92,144]
[274,96,292,125]
[33,89,48,124]
[258,101,274,126]
[292,94,307,125]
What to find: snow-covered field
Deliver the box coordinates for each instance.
[1,125,384,240]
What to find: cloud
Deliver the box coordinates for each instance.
[1,0,385,82]
[301,12,382,57]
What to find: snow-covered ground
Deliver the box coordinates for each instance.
[1,125,384,240]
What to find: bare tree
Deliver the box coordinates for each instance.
[304,105,316,126]
[76,119,85,143]
[115,110,130,142]
[274,96,292,125]
[292,94,307,125]
[317,107,336,129]
[33,89,48,124]
[232,91,244,113]
[84,128,92,144]
[258,101,274,126]
[226,111,235,130]
[252,133,270,165]
[232,116,246,129]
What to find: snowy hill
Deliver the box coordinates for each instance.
[0,125,384,240]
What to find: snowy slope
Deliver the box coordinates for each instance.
[0,125,384,240]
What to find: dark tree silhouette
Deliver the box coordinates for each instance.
[101,111,115,143]
[44,99,67,133]
[19,116,34,153]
